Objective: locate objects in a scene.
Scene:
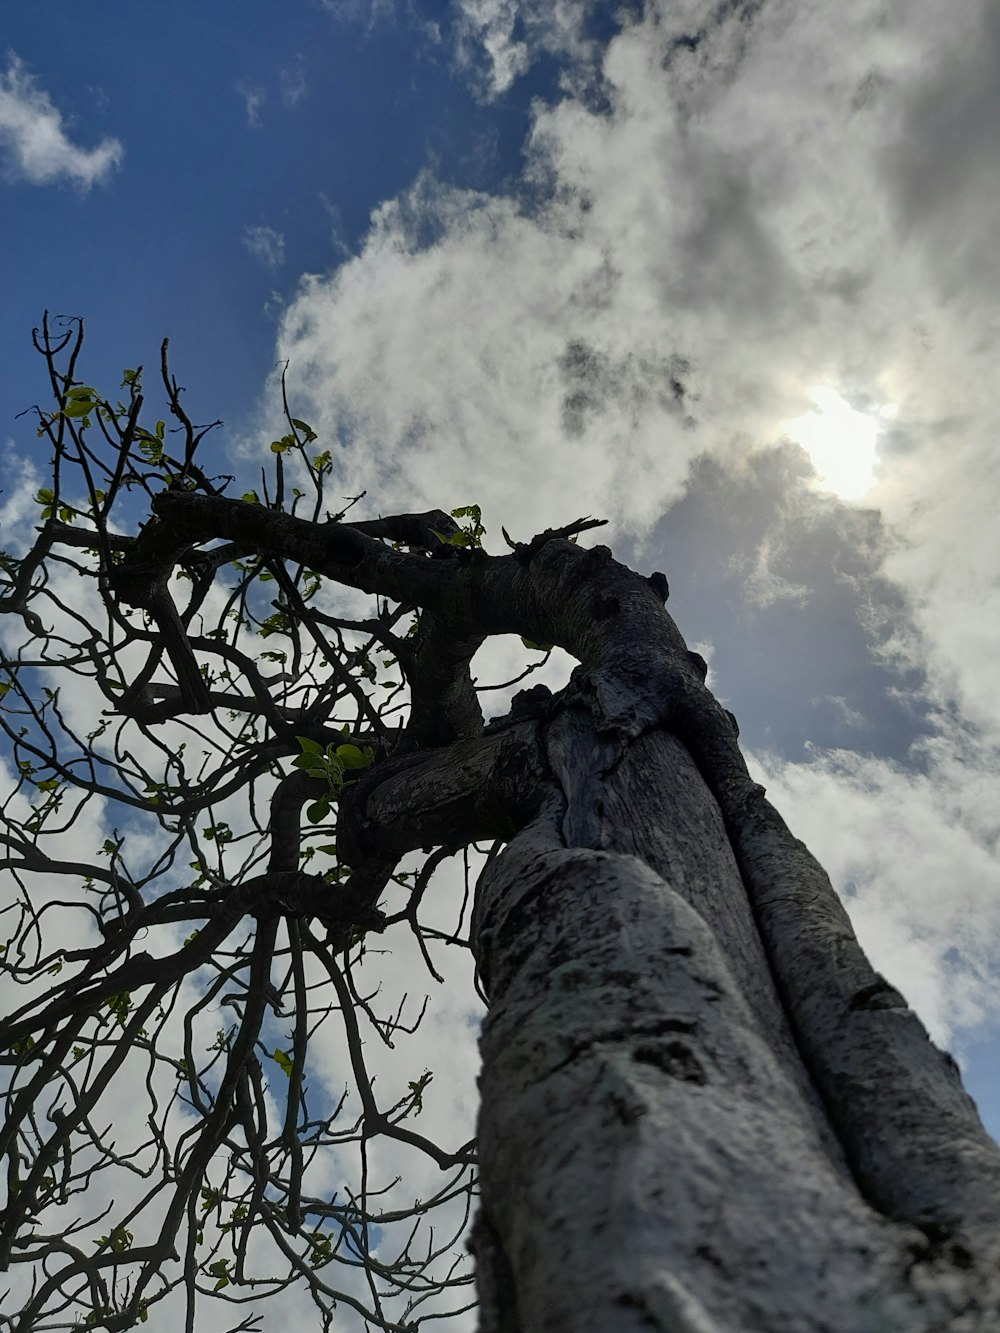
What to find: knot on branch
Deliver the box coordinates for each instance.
[346,509,461,550]
[505,516,609,564]
[592,594,620,621]
[647,569,670,602]
[686,650,709,682]
[503,683,554,724]
[849,976,908,1012]
[231,870,387,935]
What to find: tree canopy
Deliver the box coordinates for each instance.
[0,318,504,1331]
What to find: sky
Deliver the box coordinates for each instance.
[1,0,999,1323]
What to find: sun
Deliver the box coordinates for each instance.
[783,386,890,501]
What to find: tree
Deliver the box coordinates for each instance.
[1,317,998,1333]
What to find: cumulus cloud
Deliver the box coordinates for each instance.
[250,170,701,538]
[451,0,603,99]
[242,223,286,268]
[750,731,1000,1047]
[242,0,1000,1062]
[0,53,123,190]
[883,3,1000,303]
[453,0,531,96]
[736,532,810,609]
[255,0,1000,719]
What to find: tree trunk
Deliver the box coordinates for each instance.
[471,697,1000,1331]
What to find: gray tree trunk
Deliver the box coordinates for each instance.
[471,698,1000,1332]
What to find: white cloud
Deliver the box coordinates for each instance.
[453,0,530,95]
[254,0,1000,723]
[0,442,40,528]
[244,0,1000,1083]
[280,60,307,106]
[235,78,265,127]
[251,170,701,538]
[452,0,602,100]
[734,532,810,609]
[750,731,1000,1047]
[0,53,123,190]
[236,62,307,125]
[242,223,286,269]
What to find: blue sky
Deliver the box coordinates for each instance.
[1,1,550,427]
[2,0,999,1230]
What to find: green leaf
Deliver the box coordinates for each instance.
[407,1069,433,1114]
[296,735,323,755]
[335,743,374,770]
[104,991,132,1025]
[449,503,486,547]
[291,417,318,443]
[136,429,164,463]
[35,778,59,792]
[271,1048,294,1077]
[306,798,331,823]
[95,1224,132,1254]
[207,1256,230,1290]
[259,610,290,638]
[521,637,553,652]
[291,753,326,774]
[62,387,97,419]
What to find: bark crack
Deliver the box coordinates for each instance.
[530,1018,701,1086]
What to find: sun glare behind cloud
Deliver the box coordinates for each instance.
[784,387,888,501]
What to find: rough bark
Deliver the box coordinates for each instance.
[470,701,1000,1331]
